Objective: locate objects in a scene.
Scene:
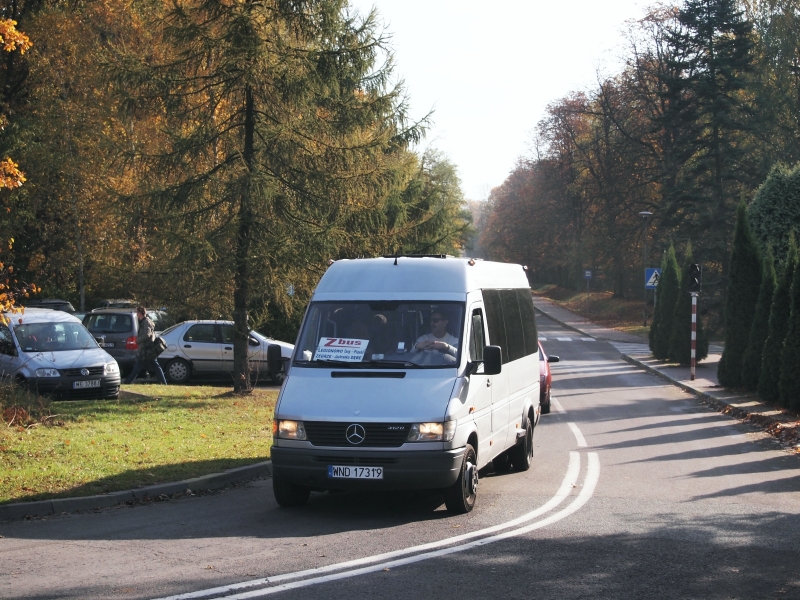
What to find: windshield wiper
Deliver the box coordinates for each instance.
[360,360,421,369]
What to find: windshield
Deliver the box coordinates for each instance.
[15,322,98,352]
[294,301,464,368]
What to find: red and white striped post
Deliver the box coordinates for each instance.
[690,292,698,381]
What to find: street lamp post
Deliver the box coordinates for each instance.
[640,211,653,327]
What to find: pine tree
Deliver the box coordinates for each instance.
[741,247,776,392]
[650,243,681,360]
[668,242,709,364]
[758,236,797,404]
[106,0,425,392]
[780,247,800,410]
[718,201,762,387]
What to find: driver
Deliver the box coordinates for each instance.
[414,310,457,356]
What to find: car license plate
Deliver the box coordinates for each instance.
[98,342,114,348]
[327,465,383,479]
[73,380,101,389]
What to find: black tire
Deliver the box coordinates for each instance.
[444,443,478,514]
[509,417,533,472]
[165,358,191,384]
[273,473,310,507]
[541,390,551,414]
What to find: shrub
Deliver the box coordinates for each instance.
[741,247,776,392]
[668,243,709,364]
[718,202,762,388]
[759,236,797,404]
[780,247,800,410]
[650,243,680,360]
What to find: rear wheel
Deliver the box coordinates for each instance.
[509,417,533,472]
[444,443,478,514]
[273,473,310,507]
[165,358,191,384]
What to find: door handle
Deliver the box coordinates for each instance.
[224,347,232,350]
[183,345,192,348]
[486,379,491,388]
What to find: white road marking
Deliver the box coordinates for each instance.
[224,454,601,599]
[568,422,588,447]
[556,337,572,341]
[154,451,591,600]
[550,396,565,413]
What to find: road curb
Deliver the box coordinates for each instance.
[0,460,273,522]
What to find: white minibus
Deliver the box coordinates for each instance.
[269,256,540,513]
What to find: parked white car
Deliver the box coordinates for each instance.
[157,321,294,385]
[0,308,121,399]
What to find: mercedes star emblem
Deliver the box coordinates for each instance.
[80,368,89,376]
[345,423,365,445]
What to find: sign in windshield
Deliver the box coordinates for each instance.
[295,302,464,368]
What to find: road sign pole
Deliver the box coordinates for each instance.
[690,293,698,381]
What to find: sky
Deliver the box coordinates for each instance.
[348,0,650,201]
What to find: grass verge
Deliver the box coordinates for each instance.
[531,283,650,338]
[0,385,276,504]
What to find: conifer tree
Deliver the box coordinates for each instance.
[718,201,762,387]
[758,236,797,404]
[741,247,776,392]
[650,243,680,360]
[106,0,425,392]
[779,245,800,409]
[668,242,709,364]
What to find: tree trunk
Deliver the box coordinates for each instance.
[233,85,255,394]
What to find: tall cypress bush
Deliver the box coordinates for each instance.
[648,252,668,354]
[758,236,797,404]
[741,247,776,392]
[779,249,800,410]
[668,243,709,364]
[650,244,680,360]
[718,202,762,388]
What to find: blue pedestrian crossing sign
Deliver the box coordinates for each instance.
[645,268,661,289]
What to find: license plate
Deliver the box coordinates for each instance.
[73,380,100,389]
[98,342,114,348]
[327,465,383,479]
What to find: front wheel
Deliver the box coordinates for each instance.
[541,389,551,414]
[444,443,478,514]
[165,358,191,384]
[273,473,310,507]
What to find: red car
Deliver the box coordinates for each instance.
[539,341,559,414]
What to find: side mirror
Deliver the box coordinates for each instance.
[267,344,283,377]
[547,355,560,363]
[483,345,502,375]
[249,336,260,347]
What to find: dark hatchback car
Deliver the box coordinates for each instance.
[82,309,174,376]
[23,299,76,313]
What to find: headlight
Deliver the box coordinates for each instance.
[35,368,60,377]
[104,362,120,375]
[274,419,307,440]
[407,421,456,442]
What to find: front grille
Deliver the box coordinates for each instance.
[313,456,399,465]
[60,366,105,377]
[304,422,410,448]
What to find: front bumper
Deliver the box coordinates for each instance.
[30,374,121,400]
[271,446,465,491]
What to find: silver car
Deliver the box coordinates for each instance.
[0,308,121,399]
[157,321,293,385]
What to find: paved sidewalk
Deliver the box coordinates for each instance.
[533,295,800,452]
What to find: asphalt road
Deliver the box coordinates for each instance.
[2,314,799,600]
